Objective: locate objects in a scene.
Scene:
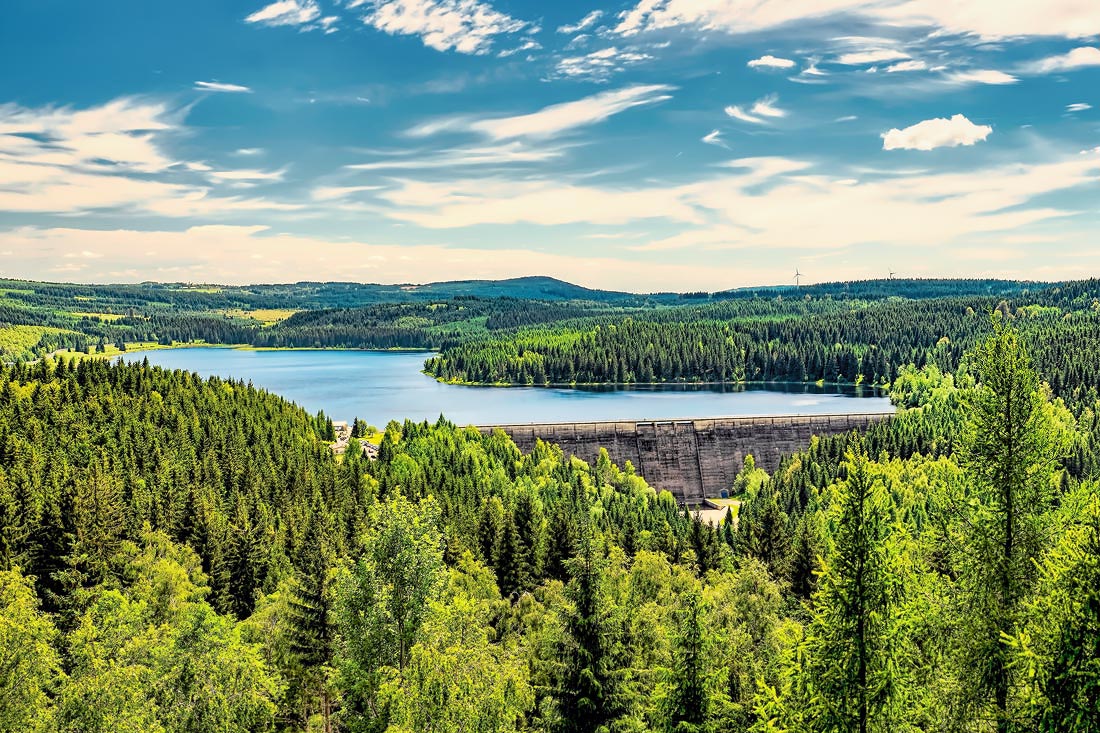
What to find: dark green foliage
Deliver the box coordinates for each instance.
[558,530,617,733]
[666,589,708,733]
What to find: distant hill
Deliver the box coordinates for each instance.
[0,275,641,312]
[713,278,1046,301]
[2,275,1056,312]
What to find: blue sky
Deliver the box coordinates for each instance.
[1,0,1098,291]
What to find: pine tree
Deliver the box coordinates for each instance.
[558,528,616,733]
[287,515,336,733]
[666,589,708,733]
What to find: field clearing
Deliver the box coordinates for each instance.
[0,325,81,357]
[225,308,299,325]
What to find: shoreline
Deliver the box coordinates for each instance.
[424,374,890,391]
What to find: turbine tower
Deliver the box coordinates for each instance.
[794,269,803,288]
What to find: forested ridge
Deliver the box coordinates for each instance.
[2,315,1100,732]
[424,282,1100,410]
[0,276,1045,362]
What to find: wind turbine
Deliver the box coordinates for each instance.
[888,268,897,280]
[794,269,802,288]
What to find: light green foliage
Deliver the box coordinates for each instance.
[0,569,61,733]
[56,533,280,733]
[799,453,912,733]
[335,492,445,733]
[890,364,960,410]
[384,555,533,733]
[956,320,1074,731]
[1009,486,1100,731]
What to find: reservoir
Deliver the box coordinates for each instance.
[125,348,892,427]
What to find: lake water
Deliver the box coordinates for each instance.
[124,348,892,427]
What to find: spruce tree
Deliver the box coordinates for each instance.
[559,528,616,733]
[666,589,709,733]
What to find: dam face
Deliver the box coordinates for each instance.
[479,413,893,505]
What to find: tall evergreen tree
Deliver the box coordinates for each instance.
[558,528,616,733]
[958,319,1070,732]
[802,452,907,733]
[666,588,709,733]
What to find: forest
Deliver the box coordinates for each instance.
[1,307,1099,731]
[0,276,1045,363]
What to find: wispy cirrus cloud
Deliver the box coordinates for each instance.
[836,48,910,66]
[611,0,1100,40]
[882,114,992,151]
[555,46,654,80]
[347,141,568,170]
[1023,46,1100,74]
[701,129,728,148]
[884,59,927,73]
[355,0,532,54]
[408,84,674,140]
[724,94,786,125]
[557,10,603,34]
[244,0,321,27]
[946,69,1018,85]
[194,81,253,93]
[0,97,296,217]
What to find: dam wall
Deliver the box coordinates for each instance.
[479,413,893,505]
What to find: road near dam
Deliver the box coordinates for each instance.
[479,412,895,505]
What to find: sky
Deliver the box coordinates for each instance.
[1,0,1098,292]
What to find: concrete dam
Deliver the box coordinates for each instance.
[480,413,893,505]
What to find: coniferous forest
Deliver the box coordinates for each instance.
[2,280,1100,731]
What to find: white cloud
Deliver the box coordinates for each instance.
[359,151,1100,267]
[557,10,603,34]
[358,0,531,54]
[751,95,786,118]
[348,141,566,169]
[701,129,727,147]
[1067,103,1092,112]
[725,106,762,124]
[724,94,786,124]
[555,46,653,80]
[409,84,674,140]
[882,114,992,151]
[837,48,909,65]
[946,69,1019,85]
[612,0,1100,41]
[747,54,795,69]
[1024,46,1100,74]
[244,0,321,27]
[206,168,286,184]
[194,81,253,93]
[0,98,297,217]
[497,39,541,57]
[885,59,927,72]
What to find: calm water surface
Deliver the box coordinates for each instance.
[125,348,892,426]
